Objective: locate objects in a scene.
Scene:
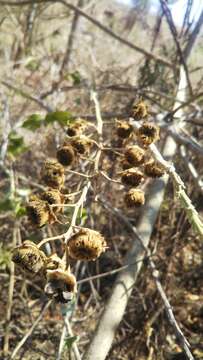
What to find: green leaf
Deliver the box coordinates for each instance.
[64,336,78,350]
[70,71,81,85]
[8,132,28,157]
[22,114,44,131]
[45,111,73,126]
[0,197,14,212]
[15,205,26,218]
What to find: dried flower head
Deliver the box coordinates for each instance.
[56,144,75,167]
[26,199,51,227]
[116,121,133,139]
[45,253,66,271]
[124,188,145,207]
[137,122,160,146]
[144,160,165,178]
[45,268,77,303]
[66,119,87,137]
[12,240,47,273]
[125,145,145,166]
[121,168,144,187]
[41,189,64,214]
[71,136,92,155]
[131,100,148,120]
[41,159,65,189]
[68,228,107,261]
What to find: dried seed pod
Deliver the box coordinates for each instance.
[41,189,64,213]
[124,188,145,207]
[56,144,75,166]
[121,168,144,187]
[41,159,65,189]
[45,253,66,271]
[12,240,47,273]
[125,145,145,166]
[45,268,77,303]
[131,100,148,120]
[68,228,107,261]
[66,119,87,137]
[144,160,165,178]
[71,136,92,155]
[26,199,51,227]
[137,122,160,146]
[116,121,133,139]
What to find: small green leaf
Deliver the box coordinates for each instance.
[0,197,14,212]
[8,132,28,157]
[45,111,73,126]
[64,336,78,350]
[70,71,81,85]
[22,114,44,131]
[15,205,26,218]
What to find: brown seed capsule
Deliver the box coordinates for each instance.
[125,145,145,166]
[68,228,107,261]
[116,121,133,139]
[70,136,92,155]
[66,119,87,137]
[41,159,65,189]
[12,240,47,273]
[131,100,148,120]
[124,188,145,207]
[137,122,160,146]
[144,160,165,178]
[56,144,75,167]
[45,268,77,303]
[121,168,144,187]
[41,189,64,214]
[26,199,51,227]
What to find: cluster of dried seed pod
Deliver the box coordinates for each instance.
[12,241,77,303]
[57,119,92,167]
[26,161,66,228]
[115,100,165,208]
[12,118,107,303]
[26,120,93,228]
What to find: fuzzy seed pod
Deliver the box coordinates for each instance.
[12,240,47,273]
[116,121,133,139]
[121,168,144,187]
[125,145,145,166]
[124,188,145,207]
[56,144,75,166]
[26,199,51,227]
[131,100,148,120]
[41,159,65,189]
[68,228,107,261]
[144,160,165,178]
[70,136,92,155]
[41,189,64,214]
[137,122,160,146]
[44,268,77,303]
[66,119,87,137]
